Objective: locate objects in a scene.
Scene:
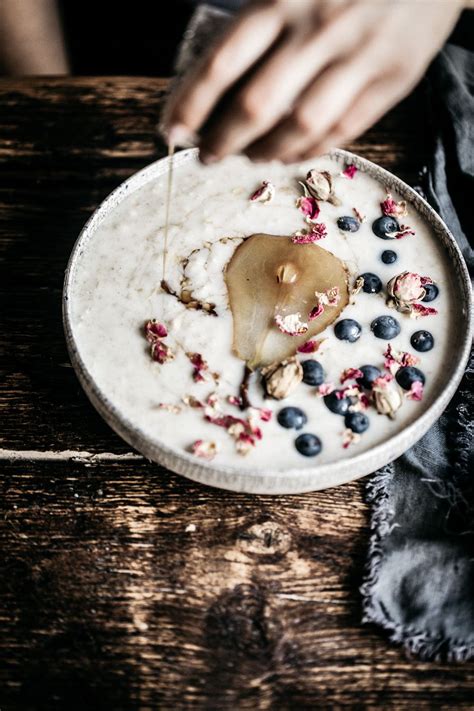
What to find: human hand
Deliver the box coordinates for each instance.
[164,0,464,163]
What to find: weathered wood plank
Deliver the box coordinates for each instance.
[1,461,473,710]
[0,78,428,454]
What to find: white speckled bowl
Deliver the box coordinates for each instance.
[63,149,472,494]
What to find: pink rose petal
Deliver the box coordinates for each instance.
[342,164,358,179]
[296,195,320,223]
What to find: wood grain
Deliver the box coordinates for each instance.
[1,78,473,710]
[1,461,473,710]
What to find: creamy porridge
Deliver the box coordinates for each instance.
[68,152,458,471]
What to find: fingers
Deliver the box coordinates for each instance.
[198,4,375,161]
[295,73,411,161]
[244,46,379,163]
[164,3,284,143]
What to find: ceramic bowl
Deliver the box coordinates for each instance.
[63,149,472,494]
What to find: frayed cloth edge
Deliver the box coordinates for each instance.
[359,464,474,662]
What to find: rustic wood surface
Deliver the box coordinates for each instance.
[1,77,473,710]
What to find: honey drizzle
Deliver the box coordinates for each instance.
[161,141,175,285]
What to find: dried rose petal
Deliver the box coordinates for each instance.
[190,439,218,460]
[342,428,361,448]
[158,402,182,414]
[393,225,415,239]
[342,164,357,179]
[186,351,219,383]
[317,383,335,396]
[411,303,438,317]
[261,356,303,400]
[349,276,365,304]
[309,286,340,320]
[406,380,424,401]
[291,223,327,244]
[297,338,324,354]
[308,303,324,321]
[151,341,174,364]
[353,207,366,223]
[340,368,364,384]
[275,312,308,336]
[145,319,168,342]
[228,395,243,408]
[250,180,275,203]
[381,192,408,218]
[182,394,203,409]
[383,344,419,375]
[235,433,256,456]
[373,373,394,387]
[296,195,320,223]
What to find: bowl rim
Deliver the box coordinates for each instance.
[63,148,473,493]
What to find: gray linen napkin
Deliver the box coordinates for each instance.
[361,43,474,661]
[173,5,474,661]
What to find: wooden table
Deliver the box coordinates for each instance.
[1,77,473,710]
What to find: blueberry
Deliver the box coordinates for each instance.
[324,391,351,415]
[371,315,401,340]
[422,283,439,302]
[410,330,434,352]
[302,359,325,386]
[395,366,426,390]
[372,215,400,240]
[334,319,362,343]
[360,272,382,294]
[295,433,322,457]
[381,249,398,264]
[277,406,307,430]
[356,364,382,389]
[345,412,370,434]
[337,216,360,232]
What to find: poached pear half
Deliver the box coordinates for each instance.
[225,234,349,369]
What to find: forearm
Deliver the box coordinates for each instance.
[0,0,69,75]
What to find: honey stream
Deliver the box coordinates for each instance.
[161,141,175,285]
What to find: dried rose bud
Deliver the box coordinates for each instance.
[275,312,308,336]
[190,439,218,460]
[145,319,168,342]
[296,195,320,223]
[250,180,275,203]
[387,271,430,314]
[151,341,174,364]
[372,378,403,419]
[261,356,303,400]
[304,169,341,205]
